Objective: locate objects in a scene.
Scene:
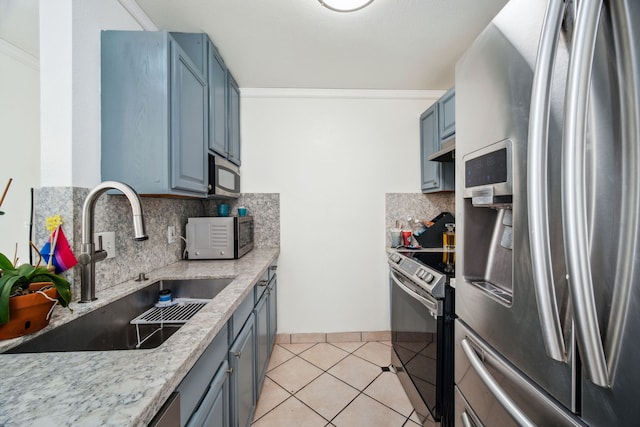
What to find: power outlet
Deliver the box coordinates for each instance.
[167,226,177,244]
[94,231,116,259]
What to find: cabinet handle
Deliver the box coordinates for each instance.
[226,368,234,375]
[269,265,278,271]
[258,280,268,287]
[234,351,241,358]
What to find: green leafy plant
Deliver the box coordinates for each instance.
[0,252,72,325]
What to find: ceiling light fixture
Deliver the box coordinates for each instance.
[318,0,375,13]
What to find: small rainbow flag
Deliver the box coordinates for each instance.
[41,226,78,274]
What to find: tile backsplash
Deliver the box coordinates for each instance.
[33,188,280,300]
[385,193,455,247]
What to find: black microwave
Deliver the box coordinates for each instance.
[209,155,240,198]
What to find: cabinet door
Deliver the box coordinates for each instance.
[254,291,269,395]
[229,313,255,427]
[420,106,441,192]
[208,42,228,156]
[227,73,241,166]
[177,324,229,426]
[268,275,277,350]
[438,88,456,141]
[186,360,230,427]
[170,41,209,194]
[421,105,455,193]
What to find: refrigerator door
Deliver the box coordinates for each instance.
[455,0,576,409]
[579,0,640,424]
[457,0,640,424]
[454,320,586,427]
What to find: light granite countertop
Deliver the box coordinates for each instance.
[0,247,279,427]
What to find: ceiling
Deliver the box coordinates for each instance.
[136,0,508,90]
[0,0,509,90]
[0,0,39,57]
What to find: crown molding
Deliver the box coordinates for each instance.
[119,0,159,31]
[241,88,445,100]
[0,38,39,70]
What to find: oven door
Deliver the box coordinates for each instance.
[390,267,443,423]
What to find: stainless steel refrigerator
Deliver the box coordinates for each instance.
[454,0,640,425]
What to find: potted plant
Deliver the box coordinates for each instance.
[0,252,72,339]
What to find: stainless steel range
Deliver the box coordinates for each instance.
[388,249,455,427]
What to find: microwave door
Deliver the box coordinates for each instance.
[210,156,240,198]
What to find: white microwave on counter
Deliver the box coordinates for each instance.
[186,216,254,259]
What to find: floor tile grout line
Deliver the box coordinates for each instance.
[251,379,294,424]
[298,348,352,372]
[264,344,298,373]
[312,358,416,423]
[254,341,412,426]
[289,394,334,424]
[324,389,365,425]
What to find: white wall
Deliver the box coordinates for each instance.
[0,41,40,262]
[39,0,141,187]
[241,89,441,333]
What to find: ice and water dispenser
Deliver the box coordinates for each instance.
[462,140,514,305]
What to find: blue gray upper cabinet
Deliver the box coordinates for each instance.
[227,73,241,166]
[101,31,208,197]
[209,43,228,157]
[438,88,455,141]
[172,32,241,166]
[420,88,455,193]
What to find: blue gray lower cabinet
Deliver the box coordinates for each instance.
[186,360,230,427]
[254,285,269,395]
[230,313,256,427]
[177,325,229,426]
[267,274,277,354]
[170,265,278,427]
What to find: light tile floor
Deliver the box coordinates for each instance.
[251,341,438,426]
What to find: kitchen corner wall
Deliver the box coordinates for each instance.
[385,193,455,246]
[33,188,279,300]
[241,89,443,335]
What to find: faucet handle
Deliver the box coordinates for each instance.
[77,252,92,265]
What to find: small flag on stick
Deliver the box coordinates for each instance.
[41,215,77,274]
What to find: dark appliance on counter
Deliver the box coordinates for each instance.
[414,212,455,249]
[389,248,455,427]
[186,216,254,259]
[208,155,240,198]
[455,0,640,426]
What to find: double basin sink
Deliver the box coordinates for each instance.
[4,278,232,354]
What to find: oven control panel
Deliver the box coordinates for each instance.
[387,252,446,298]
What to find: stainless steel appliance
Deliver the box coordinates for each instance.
[389,250,455,427]
[208,155,240,198]
[455,0,640,425]
[186,216,254,259]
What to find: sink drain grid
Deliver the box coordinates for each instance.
[130,298,210,348]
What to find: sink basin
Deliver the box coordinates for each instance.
[4,278,233,353]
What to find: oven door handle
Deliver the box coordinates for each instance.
[390,270,441,316]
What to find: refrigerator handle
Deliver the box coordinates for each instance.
[527,0,567,363]
[562,0,609,388]
[461,339,535,427]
